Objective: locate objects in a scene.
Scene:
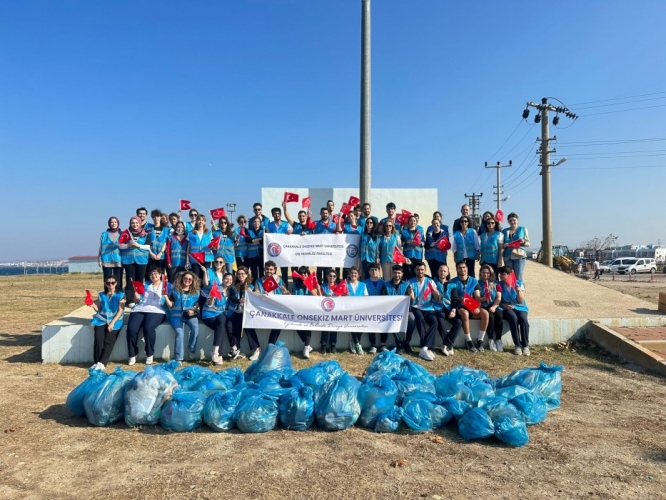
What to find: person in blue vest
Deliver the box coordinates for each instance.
[246,216,265,284]
[292,266,320,359]
[119,216,150,306]
[87,276,126,370]
[266,207,293,283]
[226,266,256,359]
[401,215,425,280]
[212,216,235,274]
[380,202,402,232]
[345,266,368,355]
[451,216,481,278]
[167,221,189,283]
[338,212,362,279]
[187,214,214,281]
[146,209,170,279]
[283,202,313,235]
[364,263,386,352]
[378,220,402,281]
[184,208,199,233]
[233,215,250,271]
[246,260,290,352]
[381,264,415,354]
[479,217,504,276]
[430,263,462,357]
[501,212,531,283]
[202,272,234,365]
[126,267,169,366]
[360,218,380,279]
[478,211,503,235]
[164,270,201,363]
[358,202,379,229]
[425,218,450,279]
[319,269,343,354]
[449,260,489,352]
[200,255,227,311]
[426,211,443,234]
[98,216,123,294]
[136,207,149,230]
[497,265,530,356]
[478,264,505,352]
[252,203,271,230]
[408,261,442,361]
[314,207,338,284]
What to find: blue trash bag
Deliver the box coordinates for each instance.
[477,396,511,416]
[66,368,109,417]
[458,407,495,440]
[233,389,280,433]
[295,360,344,388]
[476,397,529,447]
[468,380,495,401]
[357,371,399,429]
[83,367,135,426]
[431,399,454,428]
[244,341,292,382]
[256,369,293,398]
[448,365,492,385]
[315,374,361,431]
[393,374,436,405]
[160,390,207,432]
[153,360,181,374]
[495,385,531,400]
[375,406,403,433]
[509,391,547,426]
[397,359,435,385]
[499,362,564,411]
[203,389,243,432]
[365,349,405,378]
[279,385,315,431]
[441,397,471,420]
[196,367,245,396]
[401,395,434,432]
[434,375,476,404]
[174,366,214,392]
[124,365,179,427]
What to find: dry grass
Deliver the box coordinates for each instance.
[1,274,666,499]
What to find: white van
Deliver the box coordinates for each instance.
[609,257,657,274]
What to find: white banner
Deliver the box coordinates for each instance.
[263,233,361,268]
[244,293,409,333]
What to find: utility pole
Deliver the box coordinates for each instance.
[485,160,513,211]
[359,0,372,206]
[464,192,483,229]
[522,98,577,267]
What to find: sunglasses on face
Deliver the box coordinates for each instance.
[215,261,224,265]
[486,222,495,225]
[460,220,469,224]
[105,281,116,285]
[328,274,337,278]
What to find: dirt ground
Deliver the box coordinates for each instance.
[1,275,666,500]
[595,276,665,305]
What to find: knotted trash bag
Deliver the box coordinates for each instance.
[508,391,547,426]
[196,367,245,396]
[315,374,361,431]
[66,368,109,417]
[295,360,344,388]
[365,349,405,378]
[393,373,435,405]
[397,358,436,385]
[477,397,529,447]
[448,365,492,385]
[441,397,471,420]
[434,375,476,404]
[279,385,315,431]
[174,366,213,392]
[233,389,280,433]
[457,407,495,441]
[124,365,179,427]
[244,341,292,382]
[83,367,134,426]
[203,389,243,432]
[160,390,207,432]
[499,362,563,411]
[357,371,398,429]
[401,394,434,432]
[375,406,403,433]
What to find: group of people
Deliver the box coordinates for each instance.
[89,200,531,370]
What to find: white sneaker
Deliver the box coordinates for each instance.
[249,348,261,361]
[448,346,455,356]
[97,362,105,370]
[427,348,436,358]
[514,347,523,356]
[145,355,154,365]
[369,346,377,355]
[489,340,497,352]
[419,347,434,361]
[496,339,504,352]
[349,341,356,354]
[522,346,531,357]
[128,356,136,366]
[303,345,313,359]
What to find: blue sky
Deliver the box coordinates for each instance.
[1,0,665,261]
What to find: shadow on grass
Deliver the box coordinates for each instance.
[38,404,90,428]
[1,332,42,363]
[630,308,663,315]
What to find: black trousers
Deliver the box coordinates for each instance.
[203,314,232,349]
[426,259,446,278]
[465,258,477,278]
[436,308,462,349]
[192,261,211,280]
[126,311,164,357]
[298,330,312,347]
[403,311,416,344]
[232,313,260,351]
[93,325,121,365]
[484,307,505,340]
[246,256,263,284]
[503,309,529,347]
[320,331,337,350]
[412,308,437,348]
[102,267,123,294]
[123,263,147,303]
[167,265,186,283]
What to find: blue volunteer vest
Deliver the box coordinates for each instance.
[401,228,424,260]
[453,230,478,261]
[481,231,502,264]
[213,232,235,263]
[99,231,121,265]
[202,291,231,319]
[314,219,336,234]
[169,290,201,325]
[449,276,480,301]
[188,231,214,264]
[364,279,385,296]
[379,234,400,264]
[502,226,527,261]
[90,292,125,330]
[120,235,149,265]
[267,220,290,234]
[383,280,410,296]
[233,227,249,258]
[361,233,379,263]
[169,235,188,267]
[498,280,529,312]
[148,228,170,256]
[255,276,284,294]
[246,228,264,258]
[479,280,498,307]
[425,228,450,262]
[431,278,452,311]
[347,281,367,296]
[408,277,436,310]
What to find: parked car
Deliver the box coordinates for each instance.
[609,257,657,274]
[599,261,612,274]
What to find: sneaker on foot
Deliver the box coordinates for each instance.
[355,343,364,355]
[128,356,136,366]
[419,346,434,361]
[396,345,406,355]
[522,346,531,356]
[440,345,451,356]
[489,339,497,352]
[496,339,504,352]
[249,348,261,361]
[145,355,153,365]
[320,344,328,354]
[303,345,312,359]
[448,346,455,356]
[427,348,436,358]
[329,344,336,354]
[349,341,356,354]
[379,345,387,352]
[466,340,478,353]
[230,348,245,360]
[475,340,485,352]
[514,346,523,356]
[211,352,223,365]
[369,346,377,355]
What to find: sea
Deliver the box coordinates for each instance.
[0,265,69,277]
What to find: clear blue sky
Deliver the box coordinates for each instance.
[1,0,665,261]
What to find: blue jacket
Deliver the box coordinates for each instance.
[213,232,235,264]
[99,231,121,265]
[120,235,149,265]
[90,292,125,330]
[425,227,450,263]
[408,277,436,310]
[401,228,425,260]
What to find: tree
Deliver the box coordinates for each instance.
[579,234,619,252]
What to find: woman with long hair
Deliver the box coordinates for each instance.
[246,216,264,283]
[291,266,320,359]
[202,271,234,365]
[212,216,235,274]
[501,212,530,283]
[166,220,189,283]
[87,275,126,370]
[451,216,481,278]
[119,216,150,305]
[187,214,213,280]
[425,218,449,279]
[497,265,530,356]
[233,215,250,271]
[319,269,343,354]
[147,209,170,277]
[360,217,379,279]
[226,266,261,360]
[401,215,424,280]
[164,270,201,363]
[478,264,505,352]
[98,216,123,293]
[378,220,402,280]
[480,217,504,276]
[478,211,502,235]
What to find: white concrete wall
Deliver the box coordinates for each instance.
[68,261,102,273]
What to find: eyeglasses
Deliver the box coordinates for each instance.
[460,220,469,224]
[253,208,261,212]
[105,281,116,285]
[328,274,337,278]
[486,222,495,226]
[183,277,193,282]
[215,261,224,265]
[239,220,246,224]
[220,221,228,224]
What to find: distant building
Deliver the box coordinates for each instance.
[68,256,101,273]
[600,245,666,264]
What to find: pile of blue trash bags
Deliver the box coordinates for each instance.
[66,342,563,446]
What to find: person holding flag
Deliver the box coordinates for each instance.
[187,214,214,280]
[363,263,386,353]
[125,267,169,366]
[381,264,415,355]
[146,210,170,278]
[202,272,234,365]
[497,265,530,356]
[360,217,380,279]
[87,276,126,370]
[164,271,201,363]
[478,264,505,352]
[380,202,402,232]
[451,216,481,278]
[212,216,235,274]
[98,216,123,293]
[425,218,450,279]
[430,264,462,357]
[246,260,290,351]
[119,216,150,306]
[401,215,425,280]
[233,215,250,270]
[167,221,189,283]
[378,220,402,281]
[246,216,265,284]
[480,217,504,276]
[319,269,344,354]
[200,254,227,311]
[345,266,368,355]
[408,262,441,361]
[291,266,320,359]
[478,211,503,236]
[314,207,338,284]
[283,201,313,235]
[226,266,259,360]
[265,207,292,282]
[501,212,530,283]
[449,261,489,353]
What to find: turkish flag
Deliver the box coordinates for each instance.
[163,275,169,296]
[484,282,491,301]
[302,196,311,208]
[306,220,316,230]
[262,275,279,293]
[462,293,481,312]
[332,280,348,296]
[118,230,132,245]
[507,270,517,289]
[84,289,94,306]
[395,214,409,226]
[413,231,422,245]
[506,239,523,249]
[166,240,172,266]
[132,280,145,296]
[401,209,412,217]
[284,192,299,203]
[208,235,221,249]
[239,227,249,238]
[332,214,340,225]
[304,273,319,292]
[495,209,504,222]
[392,246,406,264]
[209,280,223,300]
[291,270,304,280]
[340,203,352,215]
[180,200,192,211]
[190,252,206,264]
[348,196,360,207]
[210,207,226,220]
[423,281,434,300]
[437,235,451,251]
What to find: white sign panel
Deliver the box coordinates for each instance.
[244,293,409,333]
[263,233,361,268]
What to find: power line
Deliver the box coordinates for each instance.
[581,103,666,117]
[572,96,666,110]
[563,149,666,155]
[557,137,666,146]
[554,153,666,159]
[567,90,666,107]
[558,165,666,170]
[510,173,540,197]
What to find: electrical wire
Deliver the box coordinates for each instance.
[558,165,666,170]
[557,138,666,146]
[571,96,666,110]
[580,104,666,117]
[567,90,666,107]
